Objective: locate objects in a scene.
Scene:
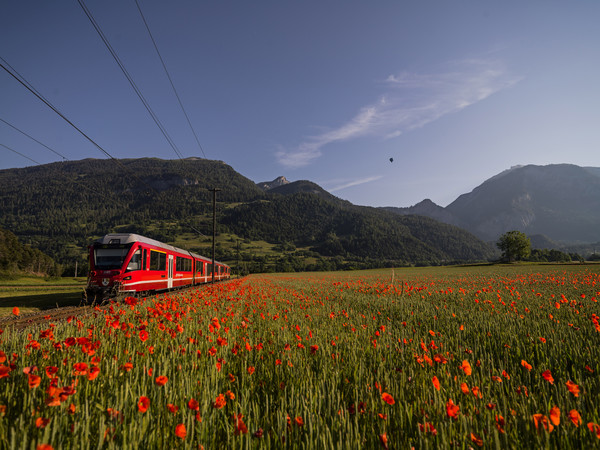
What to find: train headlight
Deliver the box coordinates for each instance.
[102,278,109,286]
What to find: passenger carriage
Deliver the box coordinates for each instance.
[86,233,230,299]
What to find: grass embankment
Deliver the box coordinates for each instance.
[0,276,87,317]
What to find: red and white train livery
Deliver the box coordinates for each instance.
[86,233,230,299]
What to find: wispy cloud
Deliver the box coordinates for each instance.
[276,58,521,168]
[326,175,384,192]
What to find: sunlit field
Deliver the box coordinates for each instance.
[0,264,599,449]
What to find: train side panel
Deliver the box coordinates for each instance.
[86,233,231,299]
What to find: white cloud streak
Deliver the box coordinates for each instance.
[276,59,521,168]
[326,175,384,192]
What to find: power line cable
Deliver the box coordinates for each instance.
[77,0,185,161]
[0,117,146,202]
[0,140,135,203]
[0,143,42,165]
[0,117,69,161]
[134,0,207,159]
[0,56,158,194]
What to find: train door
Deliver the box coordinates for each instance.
[168,255,174,289]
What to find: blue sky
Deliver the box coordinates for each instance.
[1,1,599,207]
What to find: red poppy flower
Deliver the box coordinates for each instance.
[247,366,255,375]
[432,376,441,391]
[155,376,168,386]
[533,414,554,433]
[28,374,41,389]
[569,409,582,427]
[549,406,560,426]
[470,432,483,447]
[87,367,100,381]
[175,423,186,439]
[45,366,58,379]
[446,399,460,419]
[566,380,580,397]
[73,363,88,376]
[460,360,472,376]
[139,330,149,342]
[495,415,506,433]
[187,398,199,411]
[419,422,437,435]
[137,396,150,413]
[587,422,600,439]
[295,416,304,427]
[379,433,389,450]
[213,393,226,409]
[381,392,395,405]
[167,404,179,413]
[232,413,248,435]
[12,307,19,316]
[542,370,554,384]
[0,366,10,379]
[521,360,532,371]
[35,417,50,428]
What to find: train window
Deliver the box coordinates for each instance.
[176,257,192,272]
[196,262,203,275]
[94,246,130,270]
[207,263,213,275]
[126,249,142,271]
[142,249,147,270]
[150,250,166,271]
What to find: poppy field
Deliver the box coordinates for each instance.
[0,264,599,449]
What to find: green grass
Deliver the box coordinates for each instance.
[0,277,87,316]
[0,264,598,448]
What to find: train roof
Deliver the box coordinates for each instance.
[94,233,226,266]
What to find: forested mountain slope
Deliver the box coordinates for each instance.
[0,227,57,276]
[0,158,494,271]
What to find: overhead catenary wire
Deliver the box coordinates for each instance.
[0,117,69,162]
[0,141,123,202]
[77,0,185,161]
[134,0,207,159]
[0,143,41,165]
[0,56,158,194]
[1,56,211,242]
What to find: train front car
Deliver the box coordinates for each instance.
[86,234,141,300]
[86,233,232,301]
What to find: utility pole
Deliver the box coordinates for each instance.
[210,188,221,283]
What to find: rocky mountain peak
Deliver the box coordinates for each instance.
[257,176,290,190]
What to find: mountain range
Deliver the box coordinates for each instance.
[0,158,494,273]
[1,159,597,275]
[383,164,600,244]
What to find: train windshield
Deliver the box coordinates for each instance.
[93,244,132,270]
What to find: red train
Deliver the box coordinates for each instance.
[86,233,230,299]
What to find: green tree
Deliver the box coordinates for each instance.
[497,230,531,262]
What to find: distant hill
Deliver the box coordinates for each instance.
[268,180,351,206]
[0,158,494,272]
[0,158,265,269]
[221,192,494,264]
[384,164,600,244]
[257,176,290,190]
[383,199,462,227]
[0,227,57,276]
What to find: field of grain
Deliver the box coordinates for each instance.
[0,264,598,448]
